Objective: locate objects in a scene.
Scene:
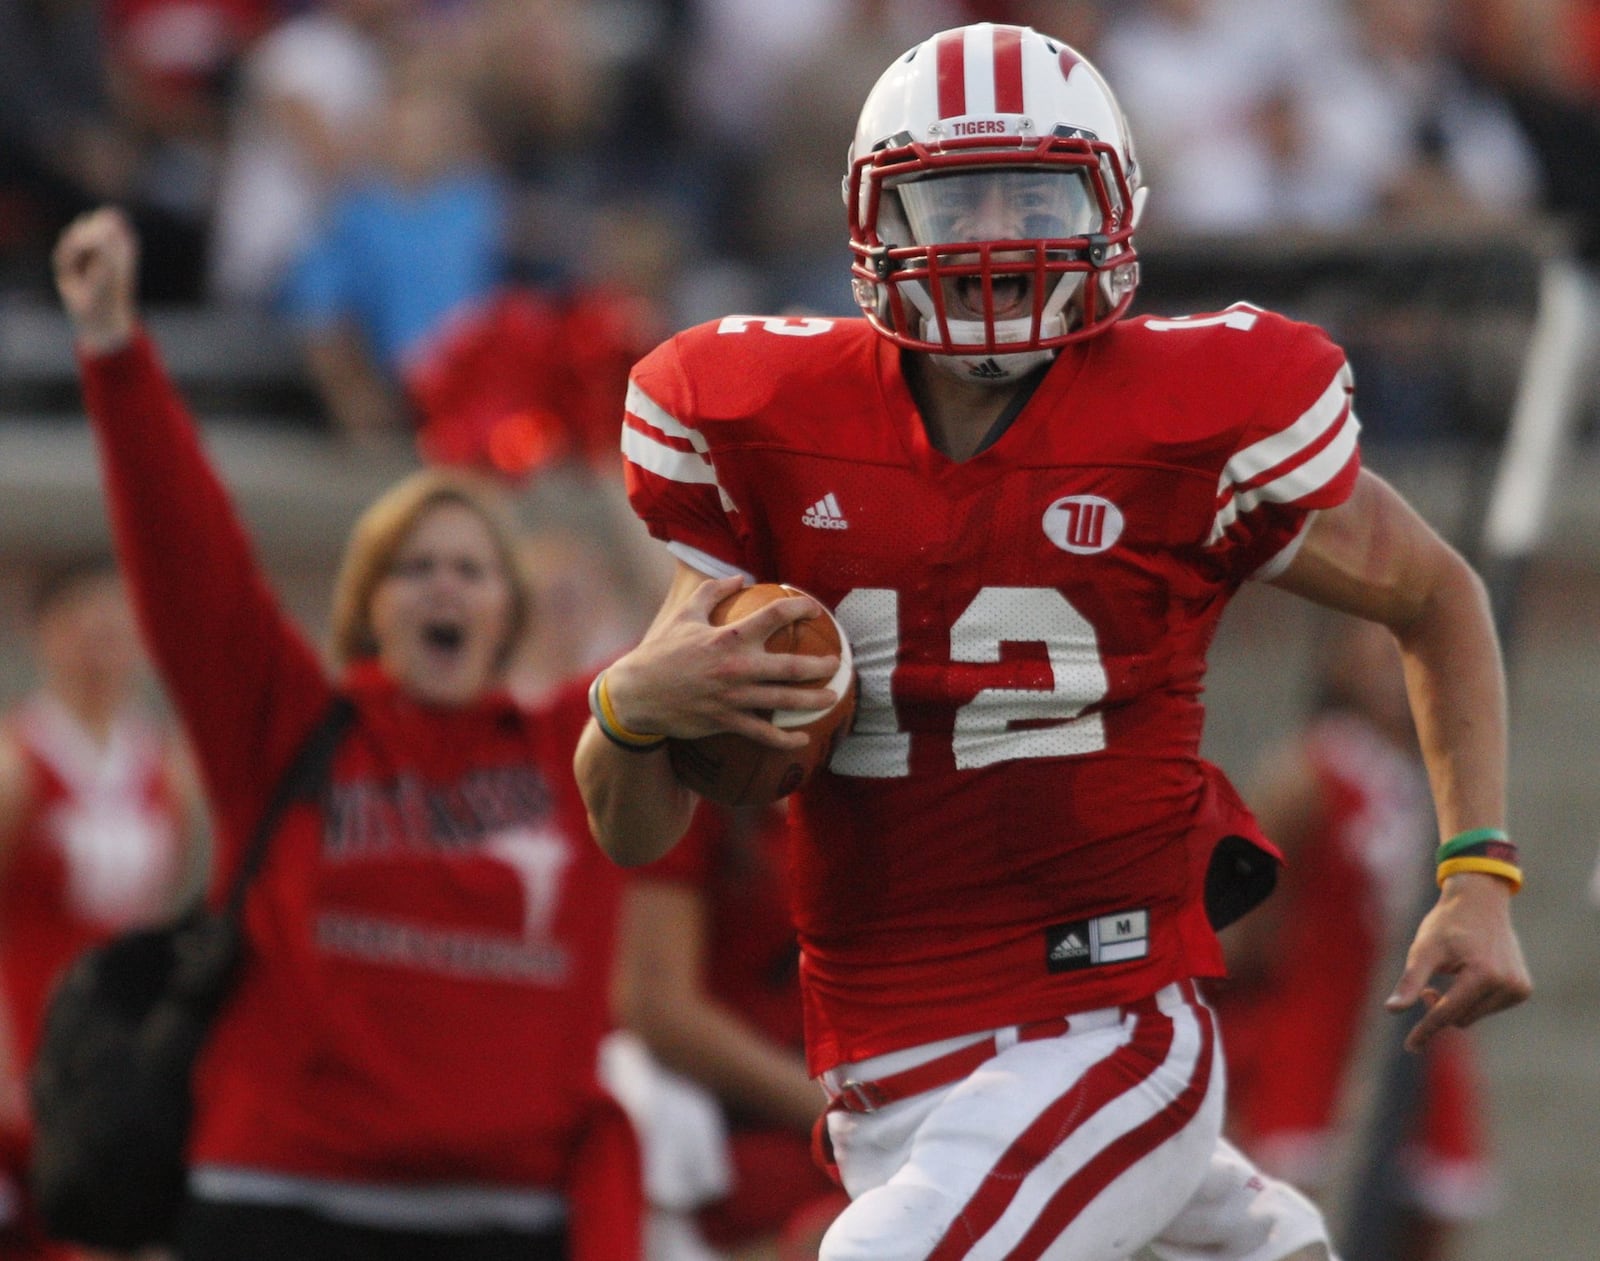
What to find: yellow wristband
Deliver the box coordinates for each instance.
[1436,855,1524,893]
[596,671,664,747]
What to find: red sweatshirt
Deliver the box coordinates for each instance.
[79,335,630,1214]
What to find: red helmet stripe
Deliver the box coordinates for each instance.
[936,29,967,118]
[993,25,1024,112]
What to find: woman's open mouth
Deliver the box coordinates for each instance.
[423,622,465,655]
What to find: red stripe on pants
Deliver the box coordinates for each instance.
[925,995,1176,1260]
[1008,1000,1217,1259]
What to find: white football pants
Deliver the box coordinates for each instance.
[818,981,1332,1261]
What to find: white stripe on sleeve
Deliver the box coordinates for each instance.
[622,379,735,512]
[1232,407,1360,517]
[1221,363,1352,488]
[665,542,753,583]
[1208,363,1360,545]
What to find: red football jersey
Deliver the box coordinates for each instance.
[622,308,1360,1073]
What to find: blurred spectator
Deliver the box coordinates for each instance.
[0,0,258,299]
[280,67,507,438]
[0,0,130,286]
[455,0,682,291]
[508,524,653,707]
[1095,0,1313,233]
[109,0,273,288]
[455,0,604,206]
[1098,0,1556,450]
[56,206,642,1260]
[1212,617,1500,1261]
[671,0,960,316]
[1097,0,1541,235]
[209,0,417,307]
[0,555,204,1258]
[1314,0,1542,228]
[1456,0,1600,265]
[615,802,847,1261]
[404,278,661,481]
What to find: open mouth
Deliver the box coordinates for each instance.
[423,622,465,653]
[954,274,1031,320]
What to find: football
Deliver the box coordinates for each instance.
[668,584,857,806]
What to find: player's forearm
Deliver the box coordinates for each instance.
[1273,472,1509,844]
[1393,550,1508,840]
[574,722,696,866]
[644,999,822,1135]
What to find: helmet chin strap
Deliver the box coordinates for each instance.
[910,271,1084,384]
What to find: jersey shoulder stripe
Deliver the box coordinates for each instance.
[1209,360,1359,543]
[622,377,731,503]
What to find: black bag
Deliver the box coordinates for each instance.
[27,698,353,1250]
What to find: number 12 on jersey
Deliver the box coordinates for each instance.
[829,586,1110,778]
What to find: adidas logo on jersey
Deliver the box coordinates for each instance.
[1049,932,1089,962]
[802,493,849,530]
[1044,909,1149,973]
[969,358,1007,380]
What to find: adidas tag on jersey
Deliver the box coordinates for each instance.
[1044,909,1149,973]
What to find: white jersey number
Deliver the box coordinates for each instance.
[1144,305,1260,334]
[716,315,835,337]
[830,586,1109,777]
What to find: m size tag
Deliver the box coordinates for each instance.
[1044,909,1149,972]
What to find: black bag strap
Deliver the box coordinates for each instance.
[219,695,356,924]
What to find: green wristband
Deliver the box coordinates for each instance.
[1435,827,1511,866]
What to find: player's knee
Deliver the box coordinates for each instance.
[818,1182,956,1261]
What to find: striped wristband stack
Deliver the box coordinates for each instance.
[588,670,666,753]
[1435,827,1523,892]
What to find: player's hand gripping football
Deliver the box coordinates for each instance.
[603,574,841,751]
[1386,872,1532,1052]
[53,206,140,355]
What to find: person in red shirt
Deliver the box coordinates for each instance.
[1215,617,1499,1261]
[573,21,1530,1261]
[618,801,847,1259]
[0,557,202,1259]
[51,206,641,1261]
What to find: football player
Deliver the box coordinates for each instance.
[575,23,1530,1261]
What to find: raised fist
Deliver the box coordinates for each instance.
[52,207,140,354]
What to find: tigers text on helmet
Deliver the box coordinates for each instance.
[845,24,1146,383]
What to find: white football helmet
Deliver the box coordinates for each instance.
[845,24,1146,382]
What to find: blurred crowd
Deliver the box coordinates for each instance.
[1,3,1591,1258]
[1,0,1598,453]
